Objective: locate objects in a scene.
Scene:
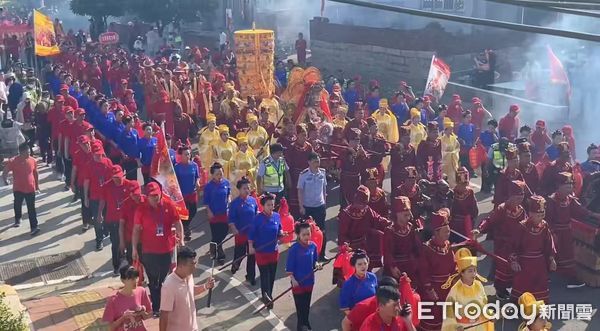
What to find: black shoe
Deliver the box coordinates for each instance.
[63,185,70,191]
[245,276,256,286]
[96,242,104,251]
[71,196,78,203]
[231,264,239,275]
[495,288,510,300]
[218,258,225,266]
[184,235,192,242]
[13,221,21,228]
[82,224,90,232]
[112,269,120,277]
[30,228,40,236]
[152,311,160,318]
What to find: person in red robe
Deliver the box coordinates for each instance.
[285,125,314,217]
[361,118,390,186]
[383,196,422,285]
[122,89,137,115]
[173,101,194,144]
[473,180,527,299]
[338,185,391,263]
[393,166,423,218]
[545,172,600,288]
[517,142,540,194]
[180,81,197,124]
[509,195,557,302]
[259,108,276,137]
[540,142,572,197]
[492,147,526,207]
[343,105,368,140]
[151,90,175,136]
[447,94,463,125]
[339,128,369,207]
[390,126,416,192]
[561,125,576,162]
[498,104,521,142]
[530,120,551,164]
[470,97,488,137]
[275,117,297,150]
[449,167,478,243]
[363,167,389,269]
[86,60,103,92]
[196,81,213,126]
[416,121,442,181]
[417,209,455,331]
[295,33,307,65]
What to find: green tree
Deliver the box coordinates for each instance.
[70,0,125,39]
[0,293,28,331]
[127,0,219,34]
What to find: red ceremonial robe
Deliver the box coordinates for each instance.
[390,143,417,191]
[416,138,442,181]
[366,187,389,268]
[478,203,526,291]
[520,162,540,195]
[338,205,390,255]
[285,141,314,217]
[492,168,525,206]
[540,161,572,197]
[383,222,421,287]
[339,148,369,206]
[449,187,478,241]
[509,219,556,303]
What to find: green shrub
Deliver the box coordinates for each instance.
[0,292,28,331]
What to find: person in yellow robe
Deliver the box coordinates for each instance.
[246,114,270,159]
[332,104,348,129]
[441,248,493,331]
[517,292,552,331]
[213,124,238,178]
[198,113,220,171]
[408,108,427,148]
[441,119,460,188]
[229,133,259,199]
[372,98,399,143]
[259,97,283,125]
[219,84,245,119]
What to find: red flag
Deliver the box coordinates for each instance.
[547,45,571,98]
[150,126,189,220]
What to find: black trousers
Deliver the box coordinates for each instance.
[89,199,104,243]
[183,200,197,237]
[293,291,313,331]
[38,135,52,163]
[209,222,228,260]
[105,222,122,271]
[233,242,256,281]
[121,157,138,181]
[14,191,38,230]
[22,128,35,154]
[77,186,91,225]
[303,205,327,258]
[63,157,72,185]
[141,252,172,313]
[459,153,474,174]
[258,262,278,298]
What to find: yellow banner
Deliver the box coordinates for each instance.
[34,9,60,57]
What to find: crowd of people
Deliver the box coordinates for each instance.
[1,21,600,331]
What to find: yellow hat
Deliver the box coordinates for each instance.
[236,132,248,144]
[379,98,389,108]
[441,248,487,289]
[410,108,421,119]
[444,118,454,129]
[518,292,545,317]
[218,124,230,133]
[206,113,217,123]
[246,114,258,123]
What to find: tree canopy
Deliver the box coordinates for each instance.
[70,0,125,19]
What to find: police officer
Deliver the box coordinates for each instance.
[297,151,329,260]
[257,143,290,206]
[485,137,515,193]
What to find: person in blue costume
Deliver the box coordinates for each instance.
[228,176,258,284]
[339,249,378,314]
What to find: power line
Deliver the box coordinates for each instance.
[485,0,600,19]
[502,0,600,10]
[328,0,600,42]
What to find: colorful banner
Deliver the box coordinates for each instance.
[423,55,451,102]
[150,127,190,220]
[33,9,60,57]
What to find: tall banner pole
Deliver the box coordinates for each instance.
[33,10,39,74]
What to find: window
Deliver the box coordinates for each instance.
[422,0,464,11]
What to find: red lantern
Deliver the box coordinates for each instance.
[399,274,421,327]
[307,216,324,254]
[573,163,583,197]
[333,244,354,287]
[278,198,295,245]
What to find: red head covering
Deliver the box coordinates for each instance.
[510,104,520,113]
[471,97,481,104]
[354,185,370,204]
[76,108,86,116]
[146,182,162,196]
[393,196,411,213]
[557,172,574,185]
[60,84,69,91]
[452,94,461,100]
[528,195,546,213]
[55,95,65,102]
[77,135,90,144]
[129,181,142,196]
[92,143,104,155]
[561,125,573,136]
[509,180,526,196]
[535,120,545,128]
[430,209,450,230]
[111,165,124,178]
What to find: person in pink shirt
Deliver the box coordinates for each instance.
[102,265,153,331]
[160,246,215,331]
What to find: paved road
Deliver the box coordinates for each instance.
[1,162,598,330]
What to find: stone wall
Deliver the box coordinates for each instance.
[310,39,433,94]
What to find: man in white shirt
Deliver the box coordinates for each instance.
[160,246,215,331]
